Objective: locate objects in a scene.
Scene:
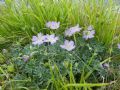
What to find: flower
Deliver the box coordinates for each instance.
[103,63,109,69]
[32,33,59,45]
[118,44,120,49]
[32,33,45,45]
[83,25,95,40]
[60,40,75,51]
[22,55,30,62]
[65,24,82,37]
[83,30,95,40]
[2,49,8,54]
[100,63,110,69]
[46,21,60,29]
[87,25,93,31]
[44,34,59,44]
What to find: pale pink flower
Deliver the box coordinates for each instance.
[46,21,60,29]
[65,24,82,37]
[60,40,75,51]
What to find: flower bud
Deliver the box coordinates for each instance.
[2,49,8,54]
[22,55,30,62]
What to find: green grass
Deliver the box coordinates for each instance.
[0,0,119,47]
[46,63,110,90]
[0,62,110,90]
[0,0,120,89]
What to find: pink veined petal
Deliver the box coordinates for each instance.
[32,41,38,45]
[91,30,95,34]
[50,34,55,38]
[64,40,69,45]
[60,45,65,49]
[67,45,75,51]
[88,25,93,31]
[83,35,89,40]
[32,36,38,41]
[55,37,59,41]
[73,45,76,48]
[46,21,60,29]
[43,34,59,44]
[61,40,76,51]
[89,31,95,38]
[91,35,94,38]
[71,45,76,50]
[74,25,81,32]
[43,35,48,41]
[46,22,51,28]
[65,24,81,37]
[67,49,71,51]
[37,41,43,45]
[69,41,74,46]
[118,44,120,49]
[65,30,72,36]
